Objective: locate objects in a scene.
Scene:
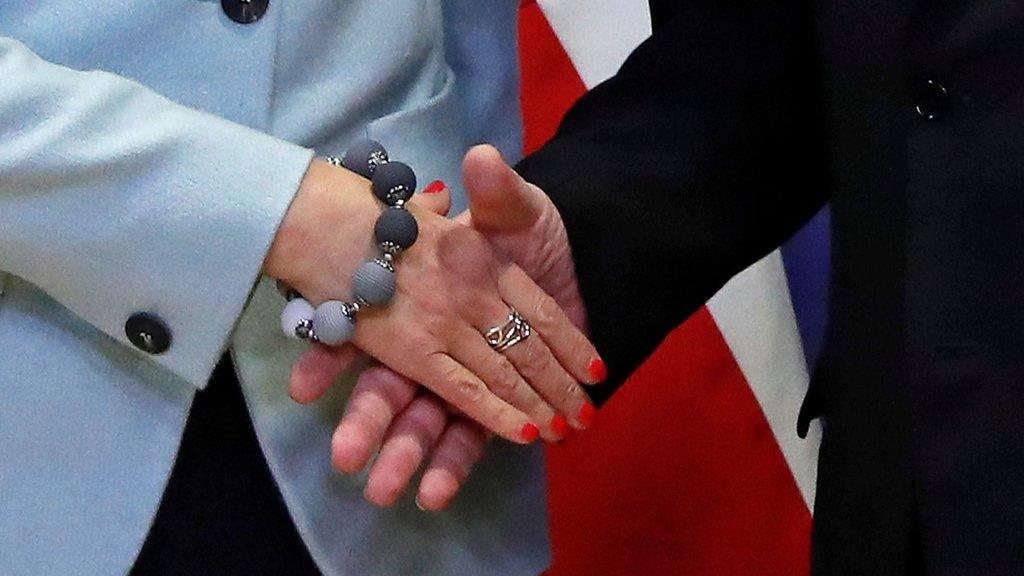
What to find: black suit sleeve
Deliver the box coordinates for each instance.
[516,0,829,405]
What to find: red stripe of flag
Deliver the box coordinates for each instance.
[518,1,588,155]
[518,8,812,576]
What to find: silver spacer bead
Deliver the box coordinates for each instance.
[388,188,409,206]
[295,318,316,341]
[379,241,402,256]
[373,256,395,273]
[367,150,389,176]
[345,301,362,317]
[323,155,344,167]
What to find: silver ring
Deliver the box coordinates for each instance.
[485,308,532,353]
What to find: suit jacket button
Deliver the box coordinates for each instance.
[914,79,950,120]
[221,0,269,24]
[126,313,172,355]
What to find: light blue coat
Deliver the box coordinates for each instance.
[0,2,547,575]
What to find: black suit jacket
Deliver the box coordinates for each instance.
[517,1,1024,574]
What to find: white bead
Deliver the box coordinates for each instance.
[280,298,314,339]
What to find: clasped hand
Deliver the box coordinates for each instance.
[265,145,597,511]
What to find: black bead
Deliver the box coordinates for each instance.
[125,312,172,355]
[342,139,388,180]
[375,207,419,250]
[371,161,417,206]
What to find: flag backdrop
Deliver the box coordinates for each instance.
[518,2,824,575]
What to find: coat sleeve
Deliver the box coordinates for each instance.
[0,36,315,388]
[515,0,829,404]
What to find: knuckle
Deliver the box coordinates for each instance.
[437,431,486,478]
[563,381,584,404]
[404,331,444,358]
[436,359,462,385]
[566,336,592,365]
[455,378,486,405]
[430,450,471,480]
[406,403,445,436]
[530,294,560,330]
[432,359,486,406]
[450,426,487,462]
[392,437,428,463]
[422,315,453,341]
[518,339,553,376]
[404,412,437,438]
[487,357,522,399]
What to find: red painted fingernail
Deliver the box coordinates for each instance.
[589,358,608,383]
[520,423,540,443]
[423,180,447,194]
[550,414,570,438]
[578,403,597,429]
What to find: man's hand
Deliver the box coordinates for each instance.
[456,145,589,338]
[293,347,490,512]
[288,146,596,511]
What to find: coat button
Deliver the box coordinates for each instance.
[914,79,950,120]
[125,312,172,355]
[221,0,269,24]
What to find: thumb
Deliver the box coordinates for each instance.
[462,145,546,233]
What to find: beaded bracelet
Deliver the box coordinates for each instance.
[279,139,420,346]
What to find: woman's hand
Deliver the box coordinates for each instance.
[266,160,604,444]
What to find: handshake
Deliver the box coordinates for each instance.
[264,144,603,513]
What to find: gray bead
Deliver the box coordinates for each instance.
[312,301,356,346]
[374,208,419,250]
[353,260,397,306]
[371,161,417,206]
[342,139,388,179]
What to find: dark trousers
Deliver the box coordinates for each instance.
[131,356,321,576]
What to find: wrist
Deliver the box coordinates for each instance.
[265,159,382,302]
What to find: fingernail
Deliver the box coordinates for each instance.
[423,180,447,194]
[415,496,428,512]
[550,414,570,438]
[578,403,597,429]
[589,358,608,383]
[520,423,540,443]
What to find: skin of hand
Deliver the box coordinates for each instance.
[264,157,601,434]
[289,146,593,511]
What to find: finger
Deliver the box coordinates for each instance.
[413,352,539,445]
[407,179,452,216]
[416,419,490,512]
[364,393,447,508]
[432,228,563,440]
[447,327,563,442]
[331,365,418,474]
[290,343,361,404]
[463,144,546,233]
[500,265,603,387]
[495,325,581,434]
